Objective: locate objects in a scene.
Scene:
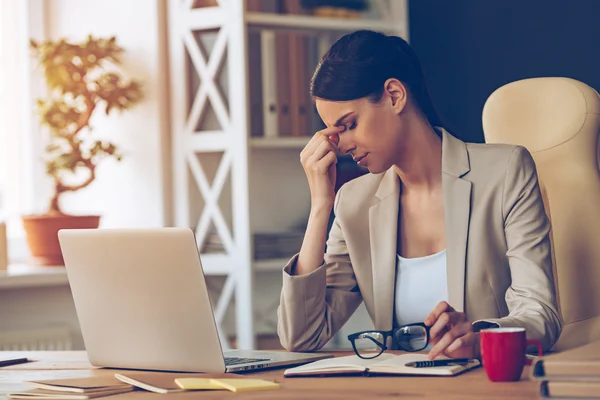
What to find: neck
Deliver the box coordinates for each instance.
[393,118,442,193]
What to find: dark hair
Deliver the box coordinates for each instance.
[310,30,442,128]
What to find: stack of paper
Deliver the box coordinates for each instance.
[9,377,134,399]
[531,340,600,398]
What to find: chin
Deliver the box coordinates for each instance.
[366,165,388,175]
[365,160,392,175]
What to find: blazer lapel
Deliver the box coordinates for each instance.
[441,129,472,313]
[369,169,400,331]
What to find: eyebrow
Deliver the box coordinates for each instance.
[333,112,354,127]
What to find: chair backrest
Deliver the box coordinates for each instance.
[482,77,600,351]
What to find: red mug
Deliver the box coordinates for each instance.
[480,327,543,382]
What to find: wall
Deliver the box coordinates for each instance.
[44,0,171,227]
[410,0,600,143]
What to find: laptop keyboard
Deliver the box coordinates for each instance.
[224,357,270,366]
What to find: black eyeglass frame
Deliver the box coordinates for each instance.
[347,322,431,359]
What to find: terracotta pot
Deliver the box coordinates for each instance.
[22,214,101,266]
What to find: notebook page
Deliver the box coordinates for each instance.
[370,354,479,376]
[284,353,396,375]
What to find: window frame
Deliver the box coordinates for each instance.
[0,0,47,262]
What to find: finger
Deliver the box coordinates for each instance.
[317,124,346,137]
[314,151,337,174]
[308,139,338,166]
[302,131,341,161]
[445,332,475,355]
[309,125,344,149]
[328,132,340,146]
[429,312,466,341]
[424,301,455,327]
[428,326,449,346]
[428,324,472,360]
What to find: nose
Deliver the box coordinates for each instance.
[337,135,355,156]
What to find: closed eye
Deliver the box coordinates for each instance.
[347,121,357,130]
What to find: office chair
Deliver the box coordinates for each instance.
[482,77,600,351]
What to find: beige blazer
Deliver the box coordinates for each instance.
[278,129,562,352]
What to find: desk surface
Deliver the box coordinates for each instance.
[0,351,538,400]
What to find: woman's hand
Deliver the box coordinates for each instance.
[300,126,345,210]
[425,301,478,360]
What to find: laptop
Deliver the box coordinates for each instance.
[58,228,331,373]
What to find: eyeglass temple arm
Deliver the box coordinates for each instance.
[364,335,387,350]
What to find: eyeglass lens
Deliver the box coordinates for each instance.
[395,325,428,352]
[352,331,386,359]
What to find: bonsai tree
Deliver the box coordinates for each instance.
[31,35,143,215]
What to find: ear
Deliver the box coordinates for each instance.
[383,78,407,114]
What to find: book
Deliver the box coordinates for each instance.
[283,353,480,377]
[26,377,130,394]
[260,29,279,138]
[9,387,133,399]
[284,0,311,137]
[175,378,280,392]
[275,32,292,137]
[539,380,600,398]
[532,340,600,380]
[113,372,240,394]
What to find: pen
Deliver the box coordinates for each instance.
[0,357,30,367]
[405,358,472,368]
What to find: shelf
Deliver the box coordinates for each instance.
[250,137,310,149]
[0,264,69,290]
[246,12,400,34]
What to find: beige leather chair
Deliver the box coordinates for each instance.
[482,77,600,351]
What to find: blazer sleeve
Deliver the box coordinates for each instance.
[475,146,562,351]
[277,186,363,352]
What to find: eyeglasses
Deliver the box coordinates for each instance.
[347,322,430,359]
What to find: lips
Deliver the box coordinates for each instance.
[353,154,368,166]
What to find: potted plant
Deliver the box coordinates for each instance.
[23,35,143,266]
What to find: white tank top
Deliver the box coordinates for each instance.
[394,249,448,327]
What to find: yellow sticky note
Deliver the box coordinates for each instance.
[209,379,280,392]
[174,378,223,390]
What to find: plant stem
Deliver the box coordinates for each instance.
[48,96,96,214]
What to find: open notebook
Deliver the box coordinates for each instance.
[284,353,480,377]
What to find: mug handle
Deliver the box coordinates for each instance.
[525,339,543,366]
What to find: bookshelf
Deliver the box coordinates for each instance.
[250,137,310,148]
[245,12,402,34]
[168,0,408,350]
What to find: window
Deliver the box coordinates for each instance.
[0,0,22,230]
[0,0,45,261]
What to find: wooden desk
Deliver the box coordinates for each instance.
[0,351,538,400]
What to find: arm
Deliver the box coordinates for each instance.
[277,186,363,352]
[476,146,562,350]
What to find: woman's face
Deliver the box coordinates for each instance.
[315,83,408,174]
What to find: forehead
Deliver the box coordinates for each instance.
[315,98,363,127]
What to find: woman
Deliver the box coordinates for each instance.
[277,30,561,360]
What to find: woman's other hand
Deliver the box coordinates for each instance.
[300,126,345,210]
[424,301,478,360]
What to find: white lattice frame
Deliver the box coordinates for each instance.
[168,0,254,350]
